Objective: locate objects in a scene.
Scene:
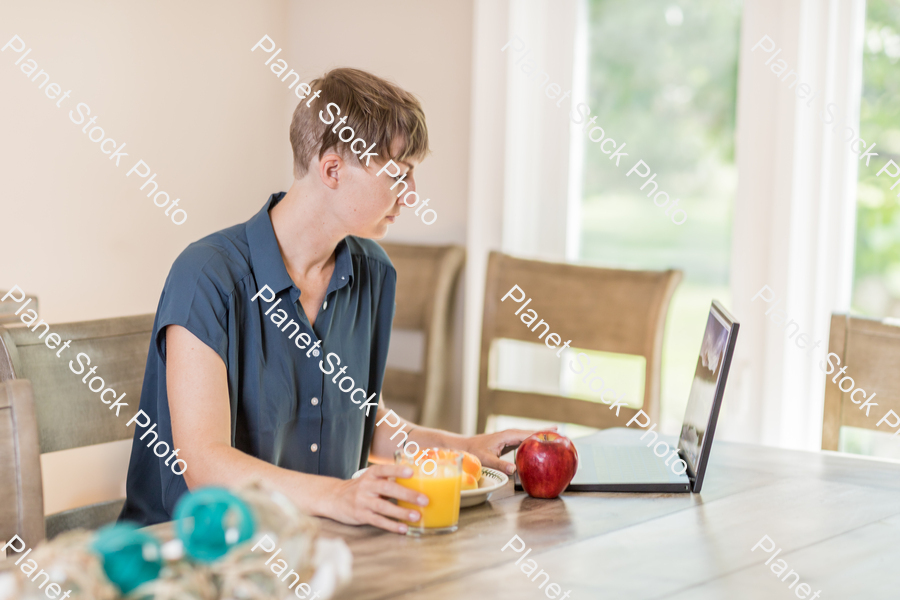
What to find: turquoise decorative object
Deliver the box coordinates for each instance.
[91,523,163,594]
[174,487,255,562]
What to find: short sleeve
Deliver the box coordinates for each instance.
[155,242,233,365]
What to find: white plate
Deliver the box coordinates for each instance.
[461,467,509,507]
[351,466,509,508]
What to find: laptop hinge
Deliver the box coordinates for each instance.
[679,448,697,484]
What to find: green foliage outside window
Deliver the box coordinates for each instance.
[580,0,741,285]
[852,0,900,318]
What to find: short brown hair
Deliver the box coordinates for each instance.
[290,68,429,178]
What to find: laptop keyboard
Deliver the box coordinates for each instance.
[571,442,688,485]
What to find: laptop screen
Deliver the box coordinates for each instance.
[677,303,737,482]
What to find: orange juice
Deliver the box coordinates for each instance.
[397,473,462,528]
[395,448,463,535]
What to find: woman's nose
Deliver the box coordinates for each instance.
[396,177,416,206]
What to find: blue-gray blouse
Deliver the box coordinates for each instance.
[120,192,396,526]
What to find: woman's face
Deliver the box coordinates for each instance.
[329,137,420,239]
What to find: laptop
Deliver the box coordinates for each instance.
[518,300,738,494]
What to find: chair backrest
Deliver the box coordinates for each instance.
[0,314,155,537]
[380,243,465,427]
[822,314,900,450]
[478,251,682,433]
[0,380,45,552]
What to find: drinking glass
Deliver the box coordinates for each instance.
[395,449,462,535]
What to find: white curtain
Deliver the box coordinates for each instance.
[724,0,864,449]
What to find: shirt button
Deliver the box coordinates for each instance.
[311,443,319,452]
[311,397,319,406]
[323,300,328,310]
[313,348,320,357]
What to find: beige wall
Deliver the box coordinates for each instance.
[1,0,474,514]
[1,0,291,324]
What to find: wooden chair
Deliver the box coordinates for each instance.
[477,251,682,433]
[0,380,44,554]
[822,314,900,450]
[380,243,465,427]
[0,314,154,539]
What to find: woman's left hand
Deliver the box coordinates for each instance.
[462,427,557,475]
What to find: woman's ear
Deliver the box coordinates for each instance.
[319,152,344,190]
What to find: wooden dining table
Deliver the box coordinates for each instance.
[324,438,900,600]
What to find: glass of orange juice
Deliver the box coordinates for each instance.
[395,449,462,535]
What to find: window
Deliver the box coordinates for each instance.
[843,0,900,458]
[851,0,900,318]
[575,0,742,432]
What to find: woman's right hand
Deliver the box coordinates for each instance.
[325,464,429,534]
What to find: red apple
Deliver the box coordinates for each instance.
[515,431,578,499]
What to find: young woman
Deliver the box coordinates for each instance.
[120,68,537,533]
